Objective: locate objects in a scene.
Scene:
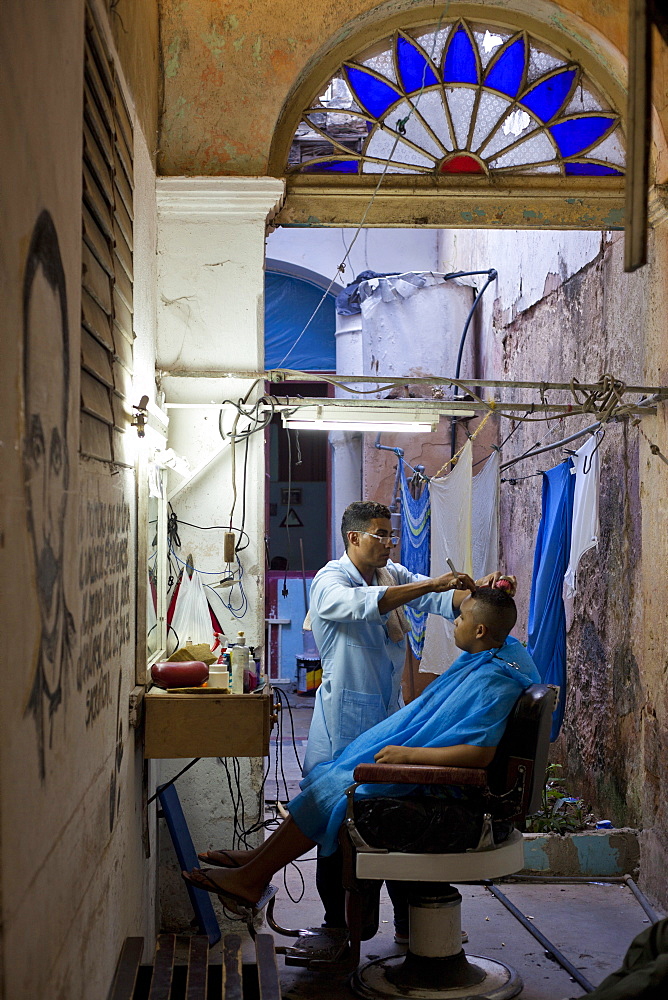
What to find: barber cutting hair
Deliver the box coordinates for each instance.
[302,500,516,940]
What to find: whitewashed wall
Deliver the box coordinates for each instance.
[0,2,158,997]
[155,179,284,931]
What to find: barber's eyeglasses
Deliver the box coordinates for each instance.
[361,531,399,547]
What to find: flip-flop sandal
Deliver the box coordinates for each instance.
[181,868,277,918]
[196,849,243,868]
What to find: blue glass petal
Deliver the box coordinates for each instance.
[345,65,400,119]
[484,37,526,97]
[443,26,478,84]
[550,116,616,157]
[522,68,576,122]
[565,162,623,176]
[302,159,359,173]
[396,35,439,93]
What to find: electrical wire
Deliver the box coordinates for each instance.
[165,507,251,617]
[217,387,275,531]
[170,513,252,552]
[281,426,294,596]
[148,757,202,806]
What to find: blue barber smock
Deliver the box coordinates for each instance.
[303,553,456,774]
[289,637,540,855]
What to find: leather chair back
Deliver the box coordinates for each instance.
[486,683,557,818]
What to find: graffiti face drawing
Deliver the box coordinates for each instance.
[22,210,75,779]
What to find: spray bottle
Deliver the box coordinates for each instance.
[208,632,229,689]
[230,630,249,694]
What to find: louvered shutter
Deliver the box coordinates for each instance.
[81,6,134,465]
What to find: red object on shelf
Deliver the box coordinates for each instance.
[151,660,209,689]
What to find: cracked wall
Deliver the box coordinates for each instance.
[490,229,668,910]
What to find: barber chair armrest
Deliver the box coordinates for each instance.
[352,762,489,788]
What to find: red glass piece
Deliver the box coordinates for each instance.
[440,154,484,173]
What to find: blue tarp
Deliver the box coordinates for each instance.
[264,271,336,370]
[527,460,576,741]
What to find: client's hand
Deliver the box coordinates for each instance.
[476,571,517,596]
[374,745,417,764]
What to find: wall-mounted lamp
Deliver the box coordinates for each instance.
[132,395,149,438]
[132,395,169,447]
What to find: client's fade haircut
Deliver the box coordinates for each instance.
[470,587,517,642]
[341,501,392,550]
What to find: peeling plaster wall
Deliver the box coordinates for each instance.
[0,2,159,996]
[158,0,667,182]
[467,226,668,911]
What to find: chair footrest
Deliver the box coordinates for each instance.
[355,828,525,882]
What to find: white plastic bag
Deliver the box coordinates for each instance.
[170,569,214,647]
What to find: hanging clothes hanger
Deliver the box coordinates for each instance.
[582,428,605,474]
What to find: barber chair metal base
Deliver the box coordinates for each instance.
[351,877,521,1000]
[353,953,521,1000]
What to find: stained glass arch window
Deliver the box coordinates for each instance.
[286,20,625,178]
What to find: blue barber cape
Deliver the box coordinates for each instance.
[287,637,540,855]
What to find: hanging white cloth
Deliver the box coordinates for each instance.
[419,441,473,675]
[563,433,600,599]
[471,448,500,582]
[420,444,500,675]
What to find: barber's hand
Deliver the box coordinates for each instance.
[475,572,517,596]
[430,571,476,593]
[374,745,417,764]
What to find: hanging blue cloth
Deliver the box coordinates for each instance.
[527,460,575,741]
[287,637,540,855]
[400,473,431,658]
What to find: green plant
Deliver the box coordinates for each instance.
[525,764,588,834]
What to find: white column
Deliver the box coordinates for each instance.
[154,177,284,930]
[330,312,364,556]
[156,177,284,641]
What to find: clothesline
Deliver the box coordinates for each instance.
[399,399,655,485]
[398,415,597,486]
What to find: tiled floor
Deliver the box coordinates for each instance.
[235,685,662,999]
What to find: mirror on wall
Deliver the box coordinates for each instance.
[147,470,168,663]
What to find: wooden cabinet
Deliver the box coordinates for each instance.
[144,685,273,758]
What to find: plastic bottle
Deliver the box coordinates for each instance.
[207,665,229,690]
[231,631,249,694]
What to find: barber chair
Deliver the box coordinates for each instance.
[269,683,556,1000]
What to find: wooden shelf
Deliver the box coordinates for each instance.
[144,685,273,758]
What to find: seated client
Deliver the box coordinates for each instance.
[183,587,540,911]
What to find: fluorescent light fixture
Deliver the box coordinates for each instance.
[285,418,438,433]
[163,402,231,410]
[281,404,447,433]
